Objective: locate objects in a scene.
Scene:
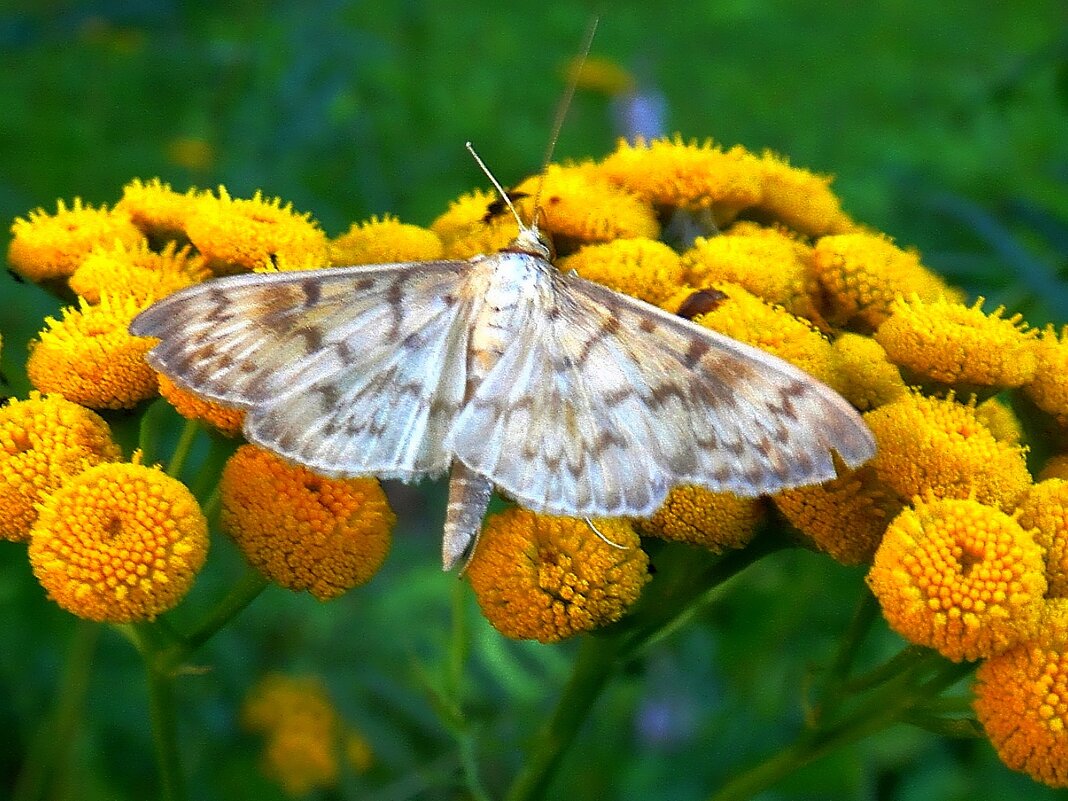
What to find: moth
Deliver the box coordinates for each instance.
[130,154,875,570]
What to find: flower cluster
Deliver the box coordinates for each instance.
[242,673,372,796]
[7,135,1068,787]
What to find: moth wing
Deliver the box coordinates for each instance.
[131,261,474,480]
[447,274,875,517]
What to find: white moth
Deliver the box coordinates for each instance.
[130,153,875,570]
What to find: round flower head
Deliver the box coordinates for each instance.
[185,187,329,274]
[157,374,245,437]
[115,177,199,242]
[680,226,820,322]
[27,294,158,409]
[874,296,1038,389]
[750,151,854,237]
[774,465,902,565]
[974,642,1068,787]
[811,232,957,329]
[0,392,121,541]
[864,391,1031,511]
[431,188,519,259]
[867,496,1046,662]
[1026,327,1068,427]
[830,333,907,411]
[466,508,649,643]
[1017,480,1068,598]
[242,674,344,796]
[643,485,762,552]
[28,459,209,622]
[511,162,659,247]
[559,238,684,306]
[565,54,635,95]
[974,396,1023,445]
[598,136,763,225]
[681,282,840,389]
[220,445,394,600]
[69,240,210,305]
[8,198,144,283]
[330,214,443,266]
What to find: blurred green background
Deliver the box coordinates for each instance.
[2,1,1067,799]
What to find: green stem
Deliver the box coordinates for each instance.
[12,620,100,801]
[158,569,269,672]
[166,418,201,478]
[505,634,624,801]
[133,625,186,801]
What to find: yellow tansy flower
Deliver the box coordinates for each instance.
[157,374,245,437]
[430,187,518,259]
[565,55,636,95]
[115,177,199,242]
[28,460,208,622]
[680,227,820,321]
[598,136,763,225]
[242,674,358,796]
[974,396,1023,445]
[684,281,840,389]
[830,333,907,411]
[330,214,444,266]
[811,232,957,329]
[511,162,660,247]
[27,295,158,409]
[751,151,854,237]
[864,392,1031,511]
[867,496,1046,662]
[1026,327,1068,427]
[559,238,684,305]
[220,445,394,600]
[974,642,1068,788]
[69,240,210,305]
[466,509,649,643]
[1017,480,1068,598]
[1039,455,1068,482]
[0,393,121,542]
[185,187,329,274]
[774,465,902,565]
[875,296,1038,388]
[8,198,144,282]
[643,485,762,552]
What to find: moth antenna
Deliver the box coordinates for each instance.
[584,517,629,550]
[532,16,600,230]
[466,140,528,233]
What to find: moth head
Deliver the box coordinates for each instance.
[507,225,554,262]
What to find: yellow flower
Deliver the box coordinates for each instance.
[974,396,1023,445]
[27,295,158,409]
[864,392,1031,511]
[830,333,907,411]
[242,674,360,796]
[867,496,1046,662]
[598,136,763,225]
[643,486,762,552]
[466,509,649,643]
[875,296,1038,388]
[683,281,840,388]
[69,240,210,305]
[1026,327,1068,427]
[0,393,121,542]
[559,238,684,305]
[511,163,660,246]
[774,465,902,565]
[220,445,394,600]
[28,459,209,622]
[8,198,144,282]
[329,214,443,266]
[115,177,200,242]
[1017,480,1068,598]
[811,232,957,329]
[185,187,329,274]
[751,151,854,237]
[680,226,820,321]
[565,55,635,95]
[430,187,518,259]
[1039,455,1068,482]
[974,642,1068,788]
[157,374,245,437]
